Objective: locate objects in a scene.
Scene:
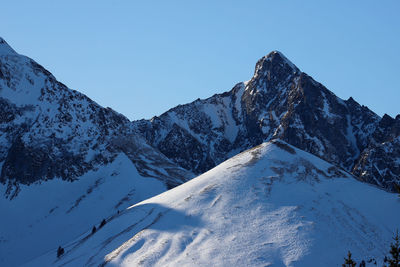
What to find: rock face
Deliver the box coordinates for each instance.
[0,37,191,199]
[353,115,400,191]
[134,51,399,191]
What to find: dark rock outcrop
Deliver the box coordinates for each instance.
[353,115,400,191]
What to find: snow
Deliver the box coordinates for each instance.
[167,111,198,141]
[201,98,238,143]
[23,141,400,267]
[222,97,238,142]
[0,153,167,267]
[202,103,222,128]
[0,57,44,106]
[234,82,245,118]
[320,91,338,120]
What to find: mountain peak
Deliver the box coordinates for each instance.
[253,50,299,81]
[266,50,297,70]
[0,37,17,56]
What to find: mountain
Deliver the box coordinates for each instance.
[0,37,191,197]
[25,140,400,266]
[134,51,400,191]
[1,37,399,266]
[0,37,192,266]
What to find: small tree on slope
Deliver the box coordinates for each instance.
[57,246,64,258]
[342,251,357,267]
[385,230,400,267]
[395,184,400,199]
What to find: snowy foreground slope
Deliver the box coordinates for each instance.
[0,154,168,267]
[26,140,400,267]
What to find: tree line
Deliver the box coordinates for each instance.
[343,231,400,267]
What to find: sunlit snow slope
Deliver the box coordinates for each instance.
[26,140,400,267]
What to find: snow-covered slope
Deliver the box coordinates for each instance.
[0,153,167,267]
[26,140,400,267]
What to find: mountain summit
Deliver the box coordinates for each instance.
[253,50,299,84]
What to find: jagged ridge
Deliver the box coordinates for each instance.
[0,37,192,199]
[134,51,400,191]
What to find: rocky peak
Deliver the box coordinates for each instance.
[252,51,299,87]
[380,114,395,127]
[371,113,400,144]
[134,51,398,191]
[242,51,302,127]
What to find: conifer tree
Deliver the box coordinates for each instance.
[395,184,400,199]
[57,246,64,258]
[342,251,356,267]
[386,230,400,267]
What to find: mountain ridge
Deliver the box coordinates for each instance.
[133,49,399,191]
[0,37,192,199]
[1,35,399,192]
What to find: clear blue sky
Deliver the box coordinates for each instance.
[1,1,399,120]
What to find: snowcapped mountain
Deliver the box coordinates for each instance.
[0,37,192,266]
[0,37,192,197]
[1,36,399,267]
[25,140,400,266]
[134,51,400,191]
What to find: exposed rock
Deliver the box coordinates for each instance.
[353,115,400,191]
[133,51,399,191]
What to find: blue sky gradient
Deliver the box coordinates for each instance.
[1,1,399,120]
